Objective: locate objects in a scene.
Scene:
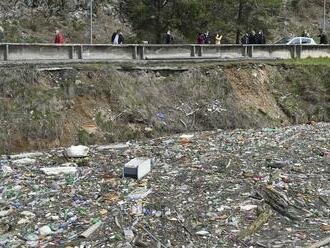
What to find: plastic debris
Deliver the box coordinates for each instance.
[124,158,151,179]
[40,166,77,175]
[0,123,328,247]
[195,230,210,236]
[128,188,152,201]
[39,225,53,236]
[80,221,102,238]
[65,145,89,158]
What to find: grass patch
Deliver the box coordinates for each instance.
[278,58,330,66]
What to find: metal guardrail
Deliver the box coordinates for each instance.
[0,43,330,61]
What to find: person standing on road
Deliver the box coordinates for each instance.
[111,30,124,44]
[204,31,211,44]
[241,33,249,44]
[54,29,65,44]
[248,30,256,44]
[256,30,266,44]
[197,33,205,44]
[301,30,310,38]
[215,33,223,45]
[0,26,4,42]
[164,30,174,44]
[319,30,328,44]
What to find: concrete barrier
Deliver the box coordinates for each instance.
[0,43,330,61]
[300,45,330,59]
[7,44,73,60]
[200,45,245,58]
[142,45,193,59]
[251,45,295,59]
[81,45,136,60]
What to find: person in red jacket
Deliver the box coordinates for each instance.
[54,29,65,44]
[197,33,205,44]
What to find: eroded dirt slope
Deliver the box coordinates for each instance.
[0,62,329,154]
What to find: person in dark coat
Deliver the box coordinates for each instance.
[164,30,174,44]
[54,29,65,44]
[204,31,211,44]
[301,30,309,37]
[248,31,256,44]
[111,30,124,44]
[319,30,328,44]
[241,33,249,44]
[256,30,266,44]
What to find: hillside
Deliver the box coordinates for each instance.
[0,60,329,154]
[0,0,329,44]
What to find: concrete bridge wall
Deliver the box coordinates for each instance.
[0,43,330,61]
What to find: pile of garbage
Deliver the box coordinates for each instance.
[0,123,329,247]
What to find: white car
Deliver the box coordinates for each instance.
[275,37,316,45]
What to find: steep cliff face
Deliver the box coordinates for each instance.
[0,62,329,154]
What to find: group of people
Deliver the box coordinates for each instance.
[0,25,328,45]
[241,30,266,45]
[53,29,125,45]
[196,31,223,45]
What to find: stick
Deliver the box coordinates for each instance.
[80,221,102,238]
[226,159,232,168]
[306,236,330,248]
[141,225,167,248]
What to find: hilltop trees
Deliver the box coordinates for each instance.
[118,0,283,43]
[118,0,205,43]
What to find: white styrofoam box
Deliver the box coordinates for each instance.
[124,158,151,179]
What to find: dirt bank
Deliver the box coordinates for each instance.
[0,62,329,154]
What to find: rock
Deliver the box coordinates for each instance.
[39,225,53,236]
[65,145,89,158]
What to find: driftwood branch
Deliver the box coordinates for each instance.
[256,187,301,220]
[239,205,273,238]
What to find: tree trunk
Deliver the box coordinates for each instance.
[235,0,244,44]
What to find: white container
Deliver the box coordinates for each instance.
[124,158,151,179]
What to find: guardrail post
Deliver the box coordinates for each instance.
[290,45,296,59]
[242,46,248,57]
[191,46,196,57]
[69,46,74,59]
[4,44,9,61]
[138,45,145,60]
[296,45,302,59]
[78,45,83,59]
[132,46,138,59]
[197,46,203,57]
[247,46,253,58]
